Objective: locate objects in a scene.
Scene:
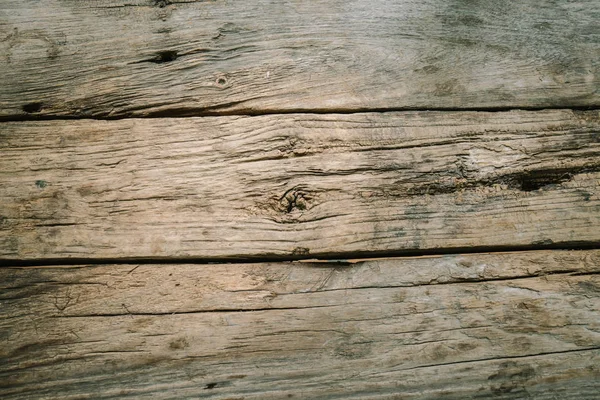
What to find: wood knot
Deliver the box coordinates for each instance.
[278,187,310,214]
[215,74,229,87]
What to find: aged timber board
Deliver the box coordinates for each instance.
[1,109,599,261]
[1,250,599,399]
[0,0,598,118]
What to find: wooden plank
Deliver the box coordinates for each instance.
[1,109,599,261]
[0,0,598,118]
[1,250,599,399]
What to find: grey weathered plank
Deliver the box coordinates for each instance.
[0,0,598,118]
[1,250,599,399]
[1,109,599,261]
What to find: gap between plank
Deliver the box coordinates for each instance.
[1,242,598,268]
[2,105,599,122]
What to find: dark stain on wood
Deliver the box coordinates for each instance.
[488,362,536,395]
[22,102,43,114]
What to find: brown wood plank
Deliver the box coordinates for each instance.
[0,0,598,118]
[1,109,599,261]
[1,250,599,399]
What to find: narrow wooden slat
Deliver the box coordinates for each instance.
[1,250,599,399]
[0,0,598,118]
[1,109,599,261]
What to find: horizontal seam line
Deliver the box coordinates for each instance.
[1,105,599,122]
[0,243,599,268]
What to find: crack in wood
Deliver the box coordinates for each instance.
[2,243,600,267]
[393,347,600,373]
[47,303,339,318]
[1,106,598,122]
[408,165,600,196]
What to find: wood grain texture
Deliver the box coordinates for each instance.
[1,250,599,399]
[1,109,599,261]
[0,0,598,118]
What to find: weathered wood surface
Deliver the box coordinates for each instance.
[1,109,599,261]
[0,0,598,118]
[1,250,599,399]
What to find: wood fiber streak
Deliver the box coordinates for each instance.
[1,251,599,399]
[1,109,599,260]
[0,0,598,118]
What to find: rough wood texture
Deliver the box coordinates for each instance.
[2,2,599,399]
[1,109,599,261]
[1,250,599,399]
[0,0,598,118]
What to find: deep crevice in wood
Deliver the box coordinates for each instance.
[407,165,600,196]
[20,102,43,114]
[1,242,598,268]
[142,50,179,64]
[0,105,598,122]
